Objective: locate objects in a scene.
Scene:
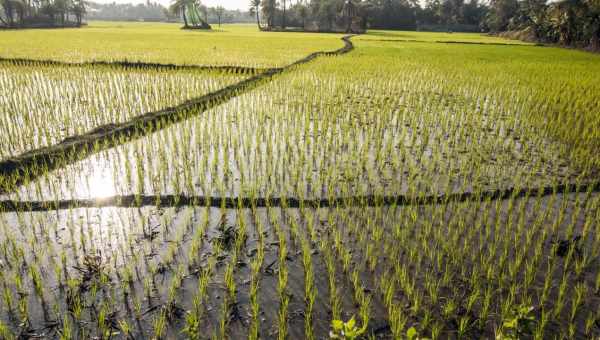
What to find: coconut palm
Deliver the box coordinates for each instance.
[71,0,86,25]
[585,0,600,49]
[212,5,224,26]
[297,2,307,29]
[281,0,286,29]
[261,0,276,28]
[170,0,191,27]
[0,0,26,26]
[1,0,13,25]
[249,0,261,29]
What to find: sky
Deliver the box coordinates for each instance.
[95,0,249,10]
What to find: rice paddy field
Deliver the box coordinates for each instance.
[0,62,250,158]
[0,22,599,340]
[0,22,343,67]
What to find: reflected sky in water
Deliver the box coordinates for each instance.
[83,165,117,198]
[3,156,121,201]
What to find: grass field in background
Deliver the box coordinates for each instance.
[355,29,533,44]
[0,22,344,67]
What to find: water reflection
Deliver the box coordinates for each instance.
[7,157,120,201]
[84,165,117,199]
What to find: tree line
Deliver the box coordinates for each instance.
[85,1,253,26]
[87,1,170,22]
[488,0,600,49]
[0,0,251,28]
[251,0,600,49]
[2,0,598,50]
[1,0,86,27]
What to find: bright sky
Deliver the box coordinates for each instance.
[94,0,249,10]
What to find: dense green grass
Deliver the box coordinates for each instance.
[0,61,247,159]
[352,40,600,169]
[356,29,533,44]
[0,22,344,67]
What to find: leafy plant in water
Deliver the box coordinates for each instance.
[406,326,430,340]
[329,316,366,340]
[496,304,536,340]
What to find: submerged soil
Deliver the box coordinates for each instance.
[0,192,597,338]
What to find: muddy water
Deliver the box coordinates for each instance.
[0,191,598,338]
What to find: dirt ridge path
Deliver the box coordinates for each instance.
[0,35,354,193]
[0,57,265,74]
[2,181,598,212]
[366,38,544,47]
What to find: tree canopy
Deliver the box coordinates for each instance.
[252,0,600,49]
[1,0,86,27]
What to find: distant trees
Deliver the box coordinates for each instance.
[487,0,600,49]
[261,0,276,28]
[486,0,518,31]
[249,0,261,28]
[72,0,86,24]
[365,0,419,30]
[0,0,17,25]
[281,0,286,28]
[0,0,86,27]
[85,2,250,25]
[418,0,486,31]
[255,0,482,32]
[169,0,210,28]
[295,1,308,28]
[248,0,599,50]
[310,0,339,30]
[170,0,190,26]
[212,5,224,26]
[85,1,171,22]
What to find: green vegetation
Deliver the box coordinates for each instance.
[354,30,533,44]
[169,0,211,29]
[0,22,344,67]
[0,0,85,28]
[0,61,246,159]
[0,25,598,339]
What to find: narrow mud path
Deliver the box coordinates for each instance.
[1,181,597,212]
[365,38,544,47]
[0,57,265,74]
[0,36,354,193]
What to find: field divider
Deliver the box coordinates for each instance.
[365,38,543,47]
[1,181,598,212]
[0,35,354,193]
[0,57,268,75]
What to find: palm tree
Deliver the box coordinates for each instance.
[548,0,583,45]
[297,3,307,29]
[1,0,27,26]
[71,0,86,25]
[13,0,25,25]
[261,0,275,28]
[585,0,600,49]
[249,0,261,29]
[1,0,14,26]
[281,0,286,28]
[170,0,190,27]
[53,0,69,25]
[199,3,208,23]
[213,5,224,26]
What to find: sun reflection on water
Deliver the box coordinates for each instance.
[83,161,117,199]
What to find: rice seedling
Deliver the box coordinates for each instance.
[0,27,598,339]
[0,61,247,159]
[0,22,344,68]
